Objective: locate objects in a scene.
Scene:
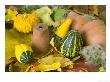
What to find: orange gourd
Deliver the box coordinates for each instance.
[67,12,90,33]
[67,12,106,48]
[82,20,106,48]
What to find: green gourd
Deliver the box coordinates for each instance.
[15,44,33,64]
[61,30,83,58]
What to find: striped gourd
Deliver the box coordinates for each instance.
[15,44,33,64]
[50,19,72,49]
[61,30,83,58]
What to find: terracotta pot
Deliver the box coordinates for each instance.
[32,23,50,53]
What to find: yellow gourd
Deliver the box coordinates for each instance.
[50,19,72,50]
[14,13,39,33]
[15,44,33,64]
[55,19,72,38]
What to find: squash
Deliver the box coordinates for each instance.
[80,44,106,70]
[67,12,106,48]
[61,30,83,58]
[15,44,33,64]
[50,19,72,49]
[82,20,106,48]
[67,11,90,33]
[14,13,39,33]
[55,19,72,38]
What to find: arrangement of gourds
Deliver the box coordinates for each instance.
[5,5,106,72]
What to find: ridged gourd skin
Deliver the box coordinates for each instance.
[61,30,83,58]
[15,44,33,64]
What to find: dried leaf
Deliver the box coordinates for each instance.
[92,5,99,16]
[37,62,61,71]
[99,66,105,72]
[38,55,54,65]
[90,5,99,16]
[38,54,73,68]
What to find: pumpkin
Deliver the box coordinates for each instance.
[67,12,106,48]
[61,30,83,58]
[15,44,33,64]
[82,20,106,48]
[14,13,39,33]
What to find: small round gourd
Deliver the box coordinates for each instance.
[61,30,83,58]
[15,44,33,64]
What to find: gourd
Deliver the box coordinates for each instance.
[15,44,33,64]
[82,20,106,48]
[67,11,91,33]
[50,19,72,48]
[67,12,106,48]
[61,30,83,58]
[55,19,72,38]
[14,13,39,33]
[80,44,106,70]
